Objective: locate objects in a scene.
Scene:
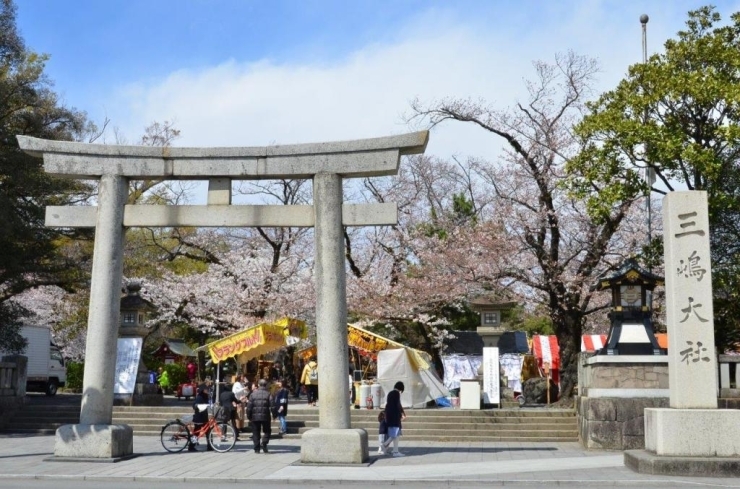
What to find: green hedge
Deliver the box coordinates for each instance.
[66,361,84,389]
[161,363,188,393]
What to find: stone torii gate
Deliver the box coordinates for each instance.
[18,131,428,463]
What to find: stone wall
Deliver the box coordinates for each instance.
[578,396,669,449]
[0,356,27,429]
[577,353,669,450]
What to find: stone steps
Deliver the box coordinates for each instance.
[3,403,578,442]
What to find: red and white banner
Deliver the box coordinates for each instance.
[532,335,560,385]
[581,334,607,352]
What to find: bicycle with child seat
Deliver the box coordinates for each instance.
[160,405,237,453]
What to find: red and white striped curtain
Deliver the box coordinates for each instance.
[581,334,607,352]
[532,335,560,385]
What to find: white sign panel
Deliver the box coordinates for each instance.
[482,347,500,404]
[114,337,142,394]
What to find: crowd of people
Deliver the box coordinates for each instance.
[169,355,407,457]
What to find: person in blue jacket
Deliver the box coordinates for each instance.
[273,378,290,434]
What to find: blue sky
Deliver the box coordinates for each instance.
[14,0,740,163]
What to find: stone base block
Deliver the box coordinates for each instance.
[53,424,133,460]
[625,449,740,477]
[577,396,668,450]
[645,408,740,457]
[301,428,368,464]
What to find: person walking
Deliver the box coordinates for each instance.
[381,381,406,456]
[273,378,290,434]
[246,378,272,453]
[377,410,388,455]
[189,384,214,451]
[158,367,170,394]
[219,382,241,441]
[301,357,319,406]
[232,374,248,433]
[186,360,197,382]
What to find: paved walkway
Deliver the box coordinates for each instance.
[1,434,739,487]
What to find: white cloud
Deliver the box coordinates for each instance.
[105,1,738,167]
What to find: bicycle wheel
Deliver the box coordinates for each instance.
[208,422,237,452]
[161,421,190,453]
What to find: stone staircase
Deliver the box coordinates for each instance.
[3,403,80,435]
[2,397,577,442]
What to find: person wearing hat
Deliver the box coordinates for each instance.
[246,378,272,453]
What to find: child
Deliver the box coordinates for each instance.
[377,411,388,455]
[274,378,290,435]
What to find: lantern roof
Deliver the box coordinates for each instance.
[468,296,518,312]
[120,282,156,311]
[594,258,664,291]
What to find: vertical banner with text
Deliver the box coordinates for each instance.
[114,337,143,395]
[482,347,500,405]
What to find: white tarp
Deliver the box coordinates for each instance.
[377,348,448,408]
[441,354,482,391]
[500,353,524,392]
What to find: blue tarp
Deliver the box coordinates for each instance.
[497,331,529,354]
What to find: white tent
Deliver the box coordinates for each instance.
[377,348,448,408]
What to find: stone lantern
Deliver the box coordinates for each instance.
[469,297,517,348]
[594,258,665,355]
[115,283,162,405]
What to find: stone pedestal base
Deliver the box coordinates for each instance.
[52,424,134,461]
[625,449,740,477]
[625,408,740,477]
[300,428,368,464]
[645,408,740,456]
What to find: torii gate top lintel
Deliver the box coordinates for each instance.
[16,131,429,180]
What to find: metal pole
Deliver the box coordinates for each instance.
[641,14,652,248]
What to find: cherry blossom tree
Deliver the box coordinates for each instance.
[407,52,646,399]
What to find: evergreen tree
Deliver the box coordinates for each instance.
[0,0,93,352]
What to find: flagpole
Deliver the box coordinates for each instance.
[641,14,652,250]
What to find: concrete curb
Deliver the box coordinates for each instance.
[625,449,740,477]
[2,473,730,487]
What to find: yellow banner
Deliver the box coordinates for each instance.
[273,316,308,338]
[207,323,286,364]
[297,324,431,370]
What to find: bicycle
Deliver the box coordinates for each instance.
[160,406,237,453]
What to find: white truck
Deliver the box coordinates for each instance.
[16,326,67,396]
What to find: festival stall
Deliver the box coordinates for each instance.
[442,331,530,396]
[531,334,560,385]
[376,348,448,408]
[296,324,448,408]
[199,317,307,392]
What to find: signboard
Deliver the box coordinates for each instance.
[114,337,142,394]
[482,346,500,404]
[207,323,285,363]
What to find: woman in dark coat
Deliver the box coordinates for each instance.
[189,384,213,451]
[381,381,406,456]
